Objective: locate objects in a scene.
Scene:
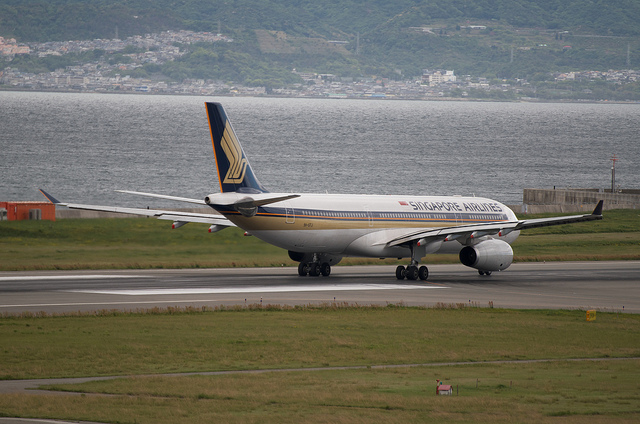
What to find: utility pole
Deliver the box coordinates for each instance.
[356,32,360,55]
[627,43,631,67]
[610,154,618,193]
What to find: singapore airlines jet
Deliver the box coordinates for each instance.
[40,102,603,280]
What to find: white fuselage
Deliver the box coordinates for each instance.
[209,193,520,259]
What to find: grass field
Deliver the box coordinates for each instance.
[0,360,636,423]
[0,307,639,423]
[1,208,639,271]
[3,307,639,380]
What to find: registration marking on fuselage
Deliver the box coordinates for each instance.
[69,284,447,296]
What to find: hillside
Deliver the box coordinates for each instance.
[4,0,640,42]
[2,0,640,90]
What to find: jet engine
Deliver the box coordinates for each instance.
[458,239,513,272]
[288,251,308,263]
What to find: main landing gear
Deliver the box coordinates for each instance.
[291,252,340,278]
[298,261,331,277]
[396,264,429,281]
[396,243,429,281]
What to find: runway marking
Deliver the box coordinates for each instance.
[0,275,148,281]
[69,283,446,296]
[1,300,226,308]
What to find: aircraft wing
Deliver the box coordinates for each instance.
[39,189,235,229]
[384,200,603,247]
[513,200,603,230]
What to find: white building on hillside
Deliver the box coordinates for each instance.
[423,70,456,86]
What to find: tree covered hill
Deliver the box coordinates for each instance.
[3,0,640,41]
[2,0,640,85]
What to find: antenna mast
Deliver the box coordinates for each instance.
[610,154,619,193]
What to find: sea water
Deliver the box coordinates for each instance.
[1,91,638,207]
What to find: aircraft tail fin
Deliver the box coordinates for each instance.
[205,102,267,194]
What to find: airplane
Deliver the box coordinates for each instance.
[40,102,604,280]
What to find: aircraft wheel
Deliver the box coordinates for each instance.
[485,271,492,276]
[395,265,406,280]
[298,262,309,276]
[418,266,429,281]
[320,262,331,277]
[406,265,419,281]
[309,263,321,277]
[478,270,484,276]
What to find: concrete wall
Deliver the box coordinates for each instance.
[522,188,639,214]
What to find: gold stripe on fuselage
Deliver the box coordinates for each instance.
[222,211,507,232]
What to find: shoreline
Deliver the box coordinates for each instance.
[2,86,639,105]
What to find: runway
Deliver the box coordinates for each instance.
[1,261,639,314]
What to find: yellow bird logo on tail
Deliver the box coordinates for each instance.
[221,125,247,184]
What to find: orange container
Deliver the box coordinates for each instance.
[0,201,56,221]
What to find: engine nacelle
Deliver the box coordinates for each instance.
[459,239,513,272]
[288,251,308,262]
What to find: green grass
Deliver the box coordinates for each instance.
[10,360,632,424]
[1,208,639,271]
[0,307,639,423]
[0,218,289,270]
[1,307,639,380]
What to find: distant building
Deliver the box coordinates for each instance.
[0,37,30,56]
[423,70,456,86]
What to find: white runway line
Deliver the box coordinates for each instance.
[69,284,447,296]
[0,275,148,281]
[0,300,223,308]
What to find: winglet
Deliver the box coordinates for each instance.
[592,200,604,216]
[39,189,61,204]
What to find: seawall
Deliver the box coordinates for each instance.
[520,188,640,214]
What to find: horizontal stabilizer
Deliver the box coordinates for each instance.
[116,190,206,205]
[205,192,300,207]
[205,192,300,217]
